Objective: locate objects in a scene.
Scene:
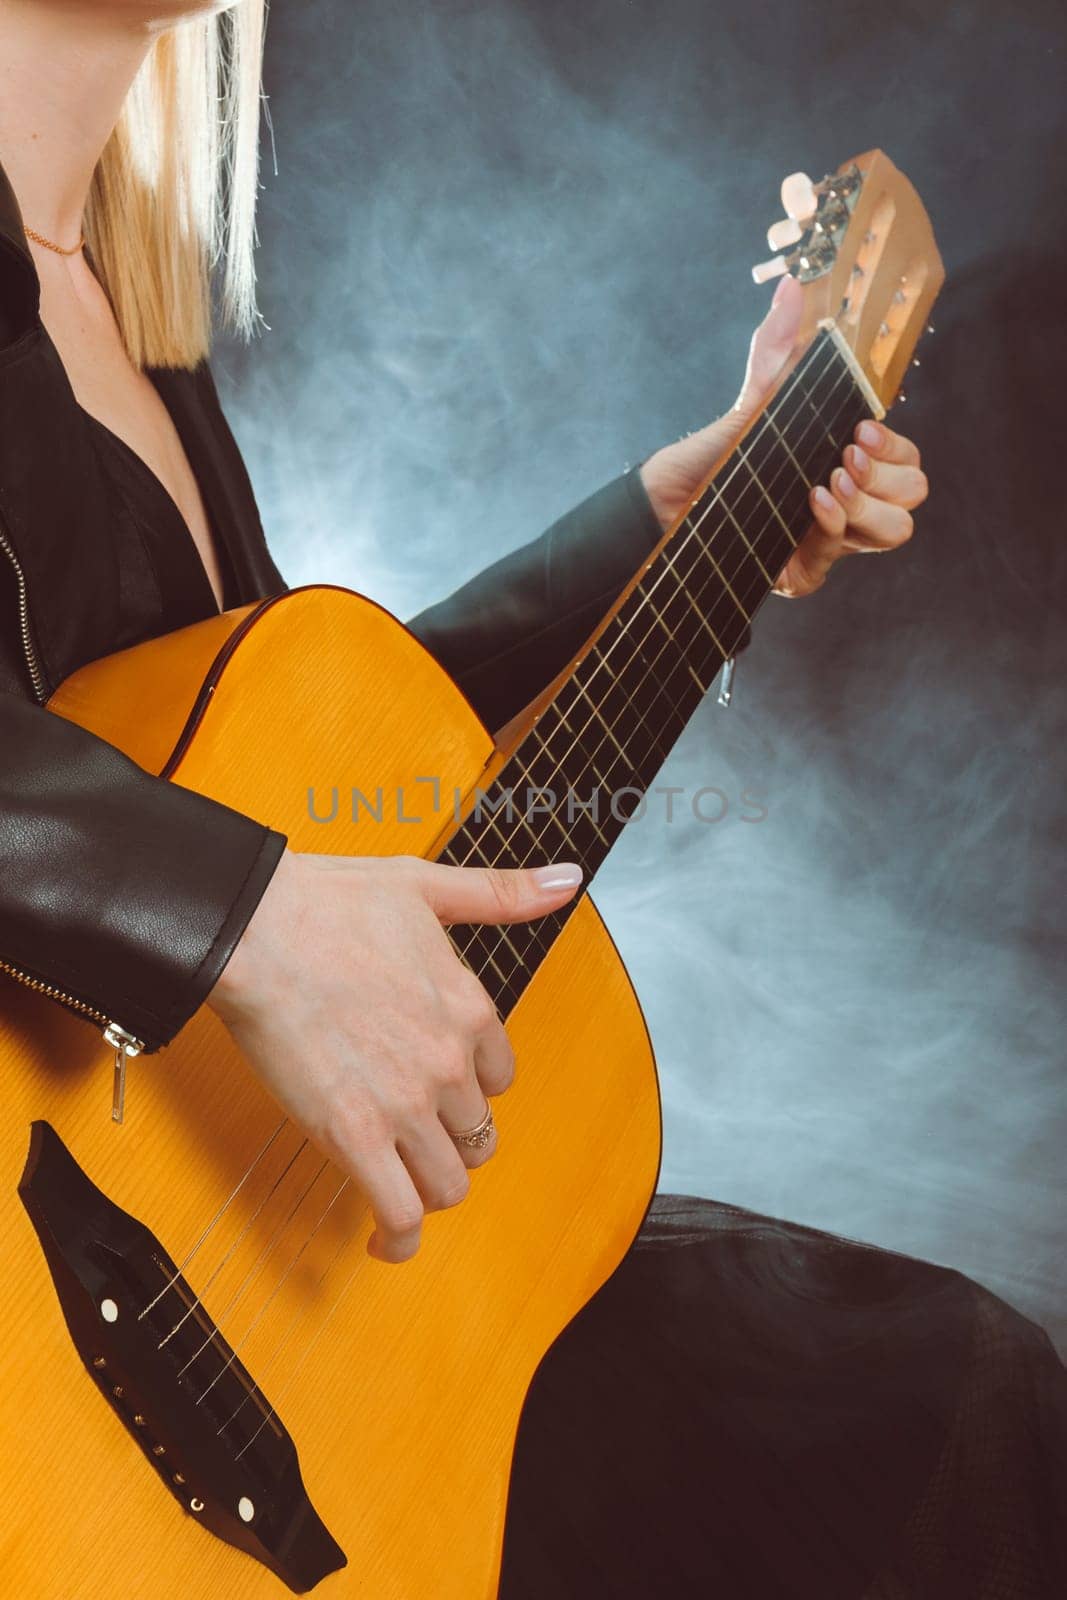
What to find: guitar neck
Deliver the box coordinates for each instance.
[441,328,874,1014]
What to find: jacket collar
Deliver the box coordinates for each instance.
[0,158,41,321]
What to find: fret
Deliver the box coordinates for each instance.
[569,675,636,769]
[443,897,528,967]
[593,587,694,719]
[731,450,801,550]
[656,544,733,664]
[465,912,556,990]
[524,725,647,860]
[587,640,673,766]
[587,622,692,753]
[525,717,620,813]
[486,799,575,868]
[656,529,743,693]
[680,496,768,643]
[448,932,517,1014]
[433,331,876,1020]
[762,409,812,489]
[708,490,776,586]
[542,668,676,821]
[446,771,585,878]
[736,423,812,533]
[778,350,864,476]
[676,512,754,627]
[446,927,524,1010]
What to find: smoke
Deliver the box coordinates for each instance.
[216,0,1067,1349]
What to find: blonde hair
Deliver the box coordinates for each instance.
[84,1,267,371]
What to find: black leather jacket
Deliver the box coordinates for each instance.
[0,162,664,1056]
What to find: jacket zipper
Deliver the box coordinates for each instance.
[0,517,48,704]
[0,957,146,1121]
[0,528,147,1112]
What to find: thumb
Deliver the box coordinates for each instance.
[731,271,804,420]
[417,859,584,926]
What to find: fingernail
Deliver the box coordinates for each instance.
[851,444,870,475]
[837,469,857,499]
[772,274,793,307]
[857,421,881,449]
[813,485,835,511]
[533,863,583,891]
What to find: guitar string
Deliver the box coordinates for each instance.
[138,1117,290,1319]
[230,1195,358,1459]
[194,1172,350,1409]
[174,1156,330,1378]
[443,341,862,903]
[154,1134,310,1344]
[207,335,873,1446]
[450,374,864,900]
[210,1173,352,1432]
[437,342,863,982]
[148,330,858,1368]
[448,338,853,860]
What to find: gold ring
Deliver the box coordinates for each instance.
[449,1102,495,1151]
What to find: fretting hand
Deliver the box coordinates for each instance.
[638,273,929,598]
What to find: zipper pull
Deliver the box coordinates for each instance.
[104,1023,144,1124]
[718,655,737,708]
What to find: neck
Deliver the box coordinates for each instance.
[0,2,153,244]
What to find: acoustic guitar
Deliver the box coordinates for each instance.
[0,149,942,1597]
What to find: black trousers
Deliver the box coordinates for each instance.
[499,1195,1067,1599]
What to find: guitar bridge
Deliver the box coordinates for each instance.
[18,1121,346,1594]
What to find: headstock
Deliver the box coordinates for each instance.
[752,150,944,413]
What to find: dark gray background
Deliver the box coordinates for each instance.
[216,0,1067,1351]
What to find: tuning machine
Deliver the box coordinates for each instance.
[752,164,863,286]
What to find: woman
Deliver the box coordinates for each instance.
[0,2,1062,1596]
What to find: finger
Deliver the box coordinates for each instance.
[445,963,515,1100]
[350,1144,425,1263]
[845,443,928,509]
[444,1082,499,1170]
[417,859,583,925]
[732,272,804,416]
[853,418,922,469]
[395,1115,476,1210]
[473,1017,515,1098]
[831,466,914,550]
[773,483,846,596]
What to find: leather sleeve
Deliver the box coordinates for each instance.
[405,465,666,732]
[0,688,286,1053]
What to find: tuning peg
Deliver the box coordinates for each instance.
[766,217,803,251]
[751,255,789,285]
[781,172,817,221]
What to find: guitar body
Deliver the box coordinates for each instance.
[0,586,661,1598]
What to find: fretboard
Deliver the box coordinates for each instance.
[441,328,873,1014]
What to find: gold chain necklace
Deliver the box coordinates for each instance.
[23,224,85,257]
